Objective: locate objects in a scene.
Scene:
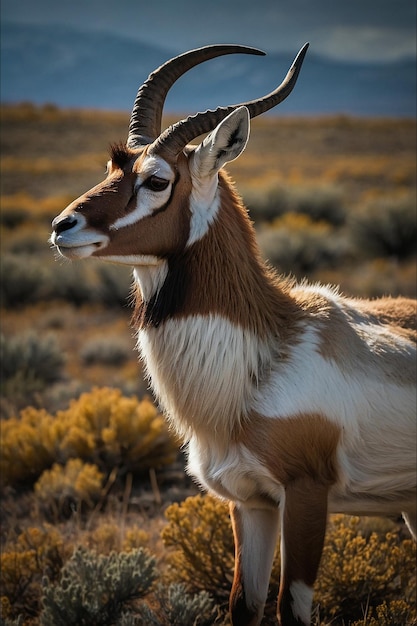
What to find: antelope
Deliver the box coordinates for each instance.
[50,44,417,625]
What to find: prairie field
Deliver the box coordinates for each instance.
[0,103,416,625]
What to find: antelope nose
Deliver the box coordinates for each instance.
[53,215,78,234]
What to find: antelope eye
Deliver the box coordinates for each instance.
[144,175,170,192]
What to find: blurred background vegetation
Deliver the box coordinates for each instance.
[0,104,416,624]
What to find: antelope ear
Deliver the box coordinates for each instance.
[192,106,250,178]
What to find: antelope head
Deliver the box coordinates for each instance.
[51,44,308,273]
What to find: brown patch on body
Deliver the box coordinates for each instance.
[241,413,341,487]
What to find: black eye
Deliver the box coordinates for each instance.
[144,175,170,192]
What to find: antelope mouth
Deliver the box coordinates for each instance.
[51,232,109,259]
[54,242,104,260]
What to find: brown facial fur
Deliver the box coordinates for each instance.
[61,168,138,232]
[98,150,193,259]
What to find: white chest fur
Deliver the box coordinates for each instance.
[137,313,275,439]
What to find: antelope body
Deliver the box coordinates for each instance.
[51,44,417,626]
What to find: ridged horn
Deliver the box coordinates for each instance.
[127,45,265,148]
[149,43,309,159]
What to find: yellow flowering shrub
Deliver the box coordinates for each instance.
[0,525,68,621]
[34,459,104,518]
[0,407,56,487]
[316,515,416,623]
[162,494,234,603]
[0,387,177,489]
[122,527,150,553]
[352,600,417,626]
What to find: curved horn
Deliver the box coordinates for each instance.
[127,45,265,148]
[149,43,309,159]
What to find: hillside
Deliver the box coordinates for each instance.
[1,21,416,116]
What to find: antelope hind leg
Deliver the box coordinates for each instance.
[278,477,329,626]
[229,502,280,626]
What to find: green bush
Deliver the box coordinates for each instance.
[137,583,218,626]
[245,183,346,226]
[40,546,156,626]
[0,207,30,228]
[257,213,349,275]
[1,332,64,386]
[48,264,95,305]
[0,254,49,306]
[81,336,133,367]
[0,332,65,412]
[95,264,132,307]
[0,253,126,308]
[9,232,50,255]
[350,194,417,259]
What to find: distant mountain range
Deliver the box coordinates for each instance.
[1,21,416,117]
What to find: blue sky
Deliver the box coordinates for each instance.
[2,0,416,62]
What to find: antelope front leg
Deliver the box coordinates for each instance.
[229,502,280,626]
[278,477,329,626]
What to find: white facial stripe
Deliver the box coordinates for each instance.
[110,184,172,231]
[110,154,175,231]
